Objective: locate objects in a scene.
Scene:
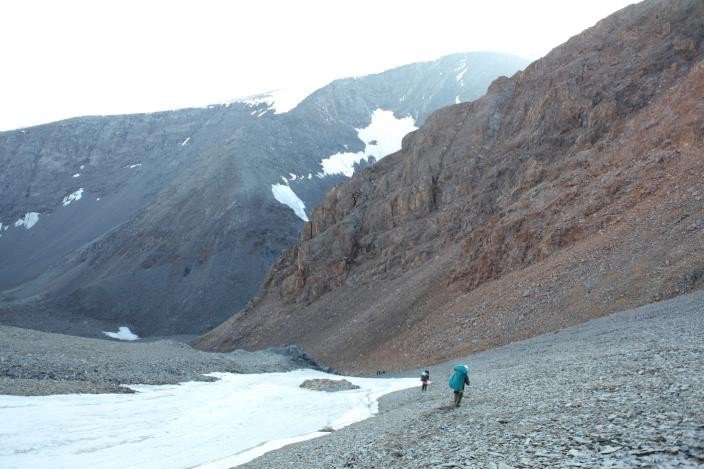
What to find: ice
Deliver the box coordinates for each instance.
[80,165,85,170]
[73,173,80,178]
[127,164,143,169]
[181,137,191,146]
[102,326,139,341]
[271,184,308,222]
[0,370,417,469]
[455,95,460,104]
[200,431,327,468]
[62,188,84,207]
[14,212,40,229]
[320,109,416,177]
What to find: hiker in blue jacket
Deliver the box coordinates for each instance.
[448,364,470,407]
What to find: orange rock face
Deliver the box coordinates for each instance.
[195,0,704,372]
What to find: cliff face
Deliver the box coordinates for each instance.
[0,53,526,338]
[196,0,704,371]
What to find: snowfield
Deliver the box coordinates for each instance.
[0,370,417,469]
[320,109,417,177]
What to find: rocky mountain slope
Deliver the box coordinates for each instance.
[0,52,527,337]
[196,0,704,371]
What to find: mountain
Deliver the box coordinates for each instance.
[0,52,528,337]
[195,0,704,372]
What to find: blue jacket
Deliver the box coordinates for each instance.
[448,364,470,391]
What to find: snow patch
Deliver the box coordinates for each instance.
[456,66,468,82]
[79,165,85,170]
[237,93,276,108]
[271,184,308,222]
[455,59,469,82]
[62,188,84,207]
[320,109,417,177]
[0,370,417,469]
[127,164,142,169]
[455,95,460,104]
[102,326,139,341]
[72,173,80,178]
[14,212,39,229]
[181,137,191,146]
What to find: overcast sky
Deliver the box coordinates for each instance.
[1,0,637,131]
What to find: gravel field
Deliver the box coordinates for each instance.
[242,290,704,468]
[0,326,318,396]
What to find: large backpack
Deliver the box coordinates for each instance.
[448,364,469,391]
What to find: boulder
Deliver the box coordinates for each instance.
[299,378,360,392]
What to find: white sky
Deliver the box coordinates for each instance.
[0,0,637,131]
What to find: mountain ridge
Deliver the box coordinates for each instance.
[0,52,528,338]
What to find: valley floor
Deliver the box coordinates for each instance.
[242,290,704,468]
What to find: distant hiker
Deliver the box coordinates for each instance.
[420,370,430,391]
[448,364,470,407]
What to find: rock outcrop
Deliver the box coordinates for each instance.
[196,0,704,372]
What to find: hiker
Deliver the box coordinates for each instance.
[420,370,430,391]
[448,364,470,407]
